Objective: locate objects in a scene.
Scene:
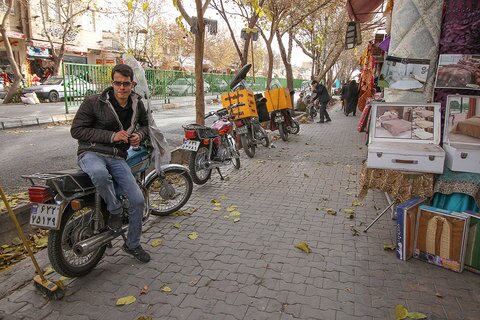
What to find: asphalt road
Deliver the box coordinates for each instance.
[0,104,221,194]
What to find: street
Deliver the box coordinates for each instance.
[0,104,221,194]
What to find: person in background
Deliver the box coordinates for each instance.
[31,73,41,86]
[340,81,348,114]
[345,79,359,116]
[311,80,332,123]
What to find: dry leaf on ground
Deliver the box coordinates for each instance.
[140,285,149,295]
[188,232,198,240]
[383,244,395,251]
[325,208,337,215]
[150,239,162,247]
[116,295,136,306]
[161,286,172,293]
[172,223,181,229]
[295,242,312,253]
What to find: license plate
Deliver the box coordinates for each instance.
[236,126,248,135]
[181,140,201,151]
[275,116,283,122]
[30,203,61,229]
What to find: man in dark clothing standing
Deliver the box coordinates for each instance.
[345,79,359,116]
[70,64,151,263]
[311,80,331,123]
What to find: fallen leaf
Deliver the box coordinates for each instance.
[344,208,355,214]
[395,304,408,320]
[59,276,70,281]
[116,295,136,306]
[140,285,149,295]
[229,211,241,217]
[406,312,427,319]
[43,266,55,276]
[210,199,220,205]
[233,218,240,223]
[172,223,181,229]
[383,244,395,251]
[12,237,22,245]
[137,316,153,320]
[352,201,362,207]
[325,208,337,216]
[435,292,442,298]
[212,207,222,211]
[295,242,312,253]
[257,160,265,164]
[34,237,48,248]
[150,239,162,247]
[345,213,355,220]
[346,192,353,196]
[188,232,198,240]
[226,205,238,212]
[161,286,172,293]
[220,195,227,201]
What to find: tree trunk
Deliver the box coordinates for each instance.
[1,2,23,104]
[194,2,206,125]
[276,30,294,106]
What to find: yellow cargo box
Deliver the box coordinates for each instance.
[221,89,258,120]
[264,88,292,112]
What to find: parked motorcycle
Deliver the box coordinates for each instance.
[266,80,300,142]
[182,103,242,185]
[23,143,193,277]
[305,95,318,120]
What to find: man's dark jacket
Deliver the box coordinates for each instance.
[71,87,149,159]
[312,83,331,104]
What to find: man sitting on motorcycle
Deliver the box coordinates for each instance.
[71,64,151,263]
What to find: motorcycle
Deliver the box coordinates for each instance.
[266,80,300,142]
[305,95,318,120]
[182,103,242,185]
[23,143,193,277]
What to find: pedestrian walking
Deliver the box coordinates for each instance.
[345,79,359,116]
[311,80,331,123]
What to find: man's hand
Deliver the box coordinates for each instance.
[113,130,130,143]
[129,133,141,147]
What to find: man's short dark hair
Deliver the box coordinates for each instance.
[311,80,318,85]
[111,64,134,81]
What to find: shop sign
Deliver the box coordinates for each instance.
[27,46,51,58]
[96,59,115,65]
[6,31,26,39]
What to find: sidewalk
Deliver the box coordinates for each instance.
[0,106,479,320]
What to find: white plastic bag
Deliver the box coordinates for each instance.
[24,92,40,104]
[21,96,36,104]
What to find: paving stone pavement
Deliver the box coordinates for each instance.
[1,105,479,320]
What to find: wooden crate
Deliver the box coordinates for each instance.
[221,89,257,119]
[264,88,292,112]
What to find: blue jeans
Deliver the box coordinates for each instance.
[78,152,144,249]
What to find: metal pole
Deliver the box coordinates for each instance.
[251,36,255,83]
[363,201,396,233]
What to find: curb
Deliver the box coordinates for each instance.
[0,113,75,130]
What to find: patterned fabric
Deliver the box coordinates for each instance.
[358,162,435,203]
[357,43,374,112]
[433,168,480,207]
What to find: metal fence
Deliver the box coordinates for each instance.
[63,63,304,112]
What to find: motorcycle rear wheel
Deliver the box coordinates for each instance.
[145,167,193,216]
[258,126,270,147]
[189,145,212,185]
[241,133,255,158]
[289,119,300,134]
[48,206,106,278]
[279,123,289,141]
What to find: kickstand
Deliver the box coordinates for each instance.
[216,167,224,180]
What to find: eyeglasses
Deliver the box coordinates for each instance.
[112,81,133,87]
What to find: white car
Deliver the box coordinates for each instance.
[167,78,210,96]
[22,75,97,102]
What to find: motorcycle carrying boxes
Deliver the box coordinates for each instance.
[221,89,257,120]
[264,88,292,112]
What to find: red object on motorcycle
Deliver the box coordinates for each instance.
[184,130,197,139]
[235,120,244,127]
[212,136,222,145]
[212,119,233,135]
[28,186,53,203]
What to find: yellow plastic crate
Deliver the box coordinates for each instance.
[221,89,258,120]
[264,88,292,112]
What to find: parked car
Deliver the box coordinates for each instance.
[167,77,210,96]
[22,75,97,102]
[0,78,6,99]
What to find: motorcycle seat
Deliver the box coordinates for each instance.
[48,169,94,192]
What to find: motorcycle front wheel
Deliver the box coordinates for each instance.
[48,205,106,278]
[145,167,193,216]
[289,119,300,134]
[279,122,289,141]
[258,126,270,147]
[241,133,255,158]
[189,145,212,185]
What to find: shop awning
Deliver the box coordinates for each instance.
[346,0,384,23]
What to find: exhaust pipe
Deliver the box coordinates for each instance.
[72,227,127,257]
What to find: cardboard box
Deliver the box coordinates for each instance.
[463,210,480,273]
[396,197,428,260]
[414,205,469,272]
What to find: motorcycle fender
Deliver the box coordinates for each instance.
[144,164,190,185]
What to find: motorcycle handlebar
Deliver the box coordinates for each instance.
[203,103,245,120]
